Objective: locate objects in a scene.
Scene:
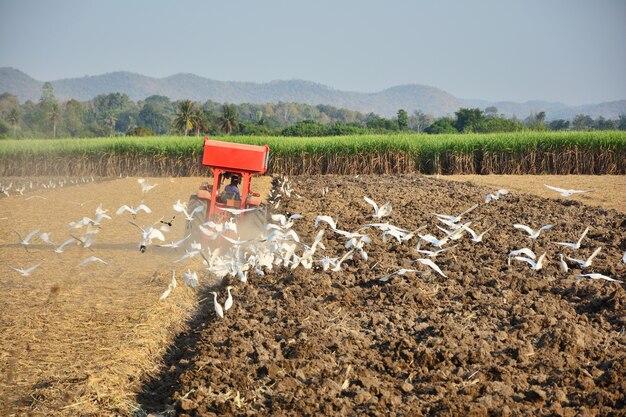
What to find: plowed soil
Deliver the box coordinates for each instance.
[143,175,626,417]
[1,175,625,417]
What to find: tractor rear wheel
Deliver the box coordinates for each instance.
[185,195,207,244]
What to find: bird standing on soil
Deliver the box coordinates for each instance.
[544,184,593,197]
[211,292,224,318]
[558,254,569,273]
[224,286,234,311]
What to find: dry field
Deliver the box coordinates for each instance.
[438,175,626,213]
[0,174,624,416]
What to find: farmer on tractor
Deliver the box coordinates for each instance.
[184,137,270,241]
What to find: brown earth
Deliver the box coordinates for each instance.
[144,175,625,417]
[438,175,626,213]
[1,175,625,416]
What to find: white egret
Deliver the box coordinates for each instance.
[544,184,593,197]
[379,268,420,283]
[219,206,260,216]
[224,286,234,311]
[138,178,158,194]
[575,273,623,283]
[211,292,224,318]
[485,189,510,203]
[513,223,553,239]
[554,227,590,250]
[410,258,447,278]
[462,224,494,243]
[159,234,191,249]
[79,255,108,266]
[172,200,204,221]
[183,269,198,288]
[558,254,569,273]
[433,204,478,223]
[513,253,547,271]
[15,229,40,249]
[364,196,392,219]
[567,247,602,268]
[116,203,152,217]
[54,238,77,253]
[507,248,536,266]
[9,262,43,277]
[315,215,337,230]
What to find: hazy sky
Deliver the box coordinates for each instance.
[1,0,624,105]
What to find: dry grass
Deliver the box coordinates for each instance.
[0,176,272,416]
[436,175,626,213]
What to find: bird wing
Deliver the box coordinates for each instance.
[539,224,554,232]
[9,265,26,274]
[24,229,41,242]
[417,258,447,278]
[315,215,337,230]
[458,203,479,218]
[25,262,43,273]
[576,227,590,246]
[136,204,152,214]
[544,184,567,194]
[514,256,537,268]
[513,224,534,235]
[363,196,379,213]
[147,228,165,242]
[116,205,132,215]
[585,247,602,263]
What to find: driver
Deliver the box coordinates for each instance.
[224,175,241,200]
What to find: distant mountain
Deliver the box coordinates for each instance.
[1,67,624,119]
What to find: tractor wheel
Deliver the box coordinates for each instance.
[185,195,207,243]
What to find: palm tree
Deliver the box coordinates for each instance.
[50,103,60,138]
[174,100,195,136]
[218,104,239,134]
[192,108,210,136]
[7,108,20,137]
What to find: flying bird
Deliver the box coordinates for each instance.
[138,178,158,194]
[513,252,547,271]
[378,268,420,283]
[513,223,553,239]
[79,256,108,266]
[172,200,204,221]
[9,262,43,277]
[116,203,152,217]
[15,229,40,250]
[433,204,478,224]
[508,248,536,266]
[218,206,260,216]
[364,196,392,219]
[485,189,510,203]
[183,269,198,288]
[315,215,337,230]
[410,258,448,278]
[575,273,623,283]
[544,184,593,197]
[567,247,602,268]
[554,227,590,250]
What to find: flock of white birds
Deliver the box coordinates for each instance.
[4,177,625,320]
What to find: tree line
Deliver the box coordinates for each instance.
[1,83,625,138]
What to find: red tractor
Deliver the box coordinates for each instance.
[185,138,270,239]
